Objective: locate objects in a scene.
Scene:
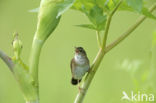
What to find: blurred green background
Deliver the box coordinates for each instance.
[0,0,156,103]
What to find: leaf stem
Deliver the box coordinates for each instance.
[0,49,14,71]
[105,3,156,53]
[74,1,122,103]
[96,31,102,48]
[102,0,123,48]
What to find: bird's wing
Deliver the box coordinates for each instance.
[70,58,74,73]
[70,58,76,77]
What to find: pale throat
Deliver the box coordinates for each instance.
[74,53,86,65]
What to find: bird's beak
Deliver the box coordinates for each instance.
[74,47,79,53]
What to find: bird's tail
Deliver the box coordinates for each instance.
[71,78,81,85]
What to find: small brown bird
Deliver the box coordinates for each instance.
[70,47,90,87]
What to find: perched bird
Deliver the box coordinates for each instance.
[70,47,90,87]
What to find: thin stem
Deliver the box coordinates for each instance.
[96,31,102,48]
[102,0,123,48]
[105,3,156,53]
[74,1,122,103]
[0,49,14,71]
[29,36,44,95]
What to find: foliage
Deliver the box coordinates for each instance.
[71,0,156,31]
[0,0,156,103]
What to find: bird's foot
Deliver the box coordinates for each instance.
[78,86,85,93]
[78,86,82,92]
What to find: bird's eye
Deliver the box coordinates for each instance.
[79,50,82,52]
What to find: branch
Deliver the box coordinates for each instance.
[29,36,43,96]
[105,3,156,53]
[74,1,123,103]
[102,0,123,48]
[0,49,14,71]
[96,31,102,48]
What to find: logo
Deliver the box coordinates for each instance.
[121,91,155,102]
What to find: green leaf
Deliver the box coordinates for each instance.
[105,0,116,10]
[73,0,107,31]
[72,0,95,11]
[88,6,104,24]
[96,0,107,8]
[87,6,107,31]
[118,2,134,11]
[56,0,76,18]
[142,7,156,20]
[29,0,75,17]
[119,2,156,20]
[125,0,143,12]
[96,0,120,13]
[72,0,120,31]
[75,24,96,30]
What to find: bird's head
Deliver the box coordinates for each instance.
[74,47,87,56]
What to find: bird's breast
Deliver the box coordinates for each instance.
[73,65,89,79]
[74,55,86,65]
[72,54,90,79]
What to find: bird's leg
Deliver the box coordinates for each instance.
[78,80,82,92]
[88,67,91,73]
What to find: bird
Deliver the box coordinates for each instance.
[70,47,90,89]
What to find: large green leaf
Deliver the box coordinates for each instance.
[72,0,108,31]
[72,0,156,32]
